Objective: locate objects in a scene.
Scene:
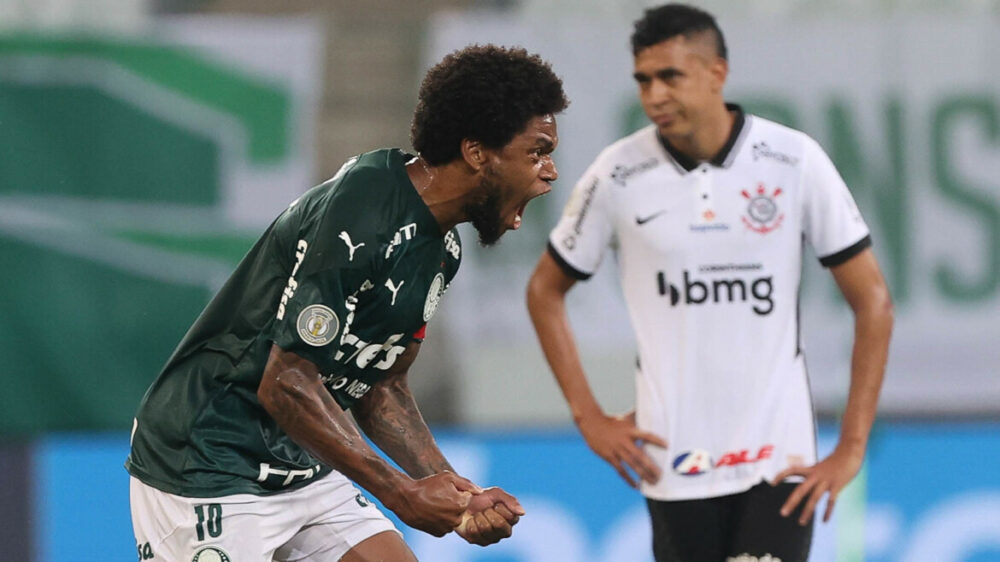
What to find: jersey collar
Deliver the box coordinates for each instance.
[657,103,748,173]
[394,149,448,238]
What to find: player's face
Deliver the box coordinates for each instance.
[466,114,559,246]
[633,35,727,139]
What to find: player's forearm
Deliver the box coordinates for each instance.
[259,351,411,506]
[526,276,603,423]
[837,289,894,455]
[354,378,454,478]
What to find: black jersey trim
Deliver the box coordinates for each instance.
[818,234,872,267]
[711,104,747,167]
[658,133,699,172]
[547,241,592,281]
[717,110,752,168]
[657,103,746,172]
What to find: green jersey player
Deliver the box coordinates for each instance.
[127,45,568,562]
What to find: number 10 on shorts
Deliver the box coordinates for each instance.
[195,503,223,541]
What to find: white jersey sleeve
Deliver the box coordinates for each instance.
[800,136,872,266]
[547,165,614,279]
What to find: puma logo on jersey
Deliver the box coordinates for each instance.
[384,278,404,306]
[339,231,365,261]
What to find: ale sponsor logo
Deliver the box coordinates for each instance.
[672,445,775,476]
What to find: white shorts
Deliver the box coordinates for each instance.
[130,471,400,561]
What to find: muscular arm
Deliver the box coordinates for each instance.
[257,345,411,505]
[353,340,527,545]
[526,251,665,486]
[257,344,477,536]
[353,341,454,478]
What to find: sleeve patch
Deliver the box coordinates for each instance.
[296,304,340,346]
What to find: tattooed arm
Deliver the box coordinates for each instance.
[353,341,452,477]
[257,344,476,536]
[354,340,526,546]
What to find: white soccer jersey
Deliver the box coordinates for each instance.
[549,107,871,500]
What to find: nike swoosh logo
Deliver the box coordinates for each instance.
[635,210,667,225]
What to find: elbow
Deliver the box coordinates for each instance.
[526,271,553,316]
[257,374,281,415]
[876,282,894,319]
[526,273,542,310]
[882,291,895,324]
[258,370,308,416]
[863,284,895,329]
[526,253,573,318]
[882,294,895,333]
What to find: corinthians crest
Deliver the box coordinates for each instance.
[741,183,784,234]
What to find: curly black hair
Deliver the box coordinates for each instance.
[411,44,568,166]
[631,3,727,60]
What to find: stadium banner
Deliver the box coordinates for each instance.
[425,13,1000,422]
[32,424,1000,561]
[0,17,323,433]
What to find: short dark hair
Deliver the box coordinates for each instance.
[411,44,568,166]
[630,3,727,60]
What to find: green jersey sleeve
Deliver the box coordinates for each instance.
[266,169,386,373]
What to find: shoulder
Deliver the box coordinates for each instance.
[306,149,408,233]
[326,149,406,203]
[277,150,411,271]
[745,114,809,142]
[743,115,822,164]
[581,125,665,188]
[591,125,662,172]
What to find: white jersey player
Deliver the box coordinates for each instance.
[527,4,893,562]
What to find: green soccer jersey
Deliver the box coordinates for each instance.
[125,149,462,497]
